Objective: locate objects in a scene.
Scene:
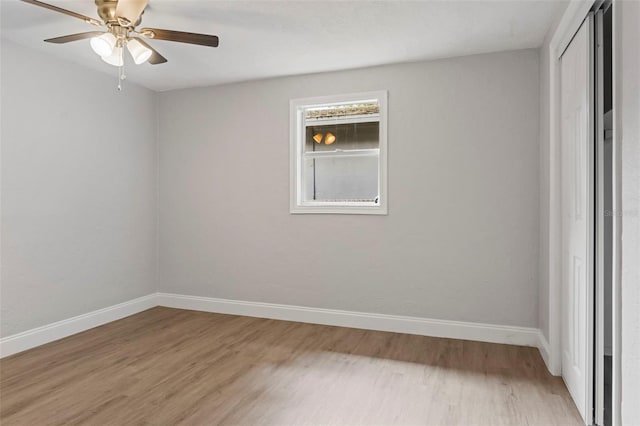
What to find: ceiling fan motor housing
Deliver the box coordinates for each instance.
[95,0,142,27]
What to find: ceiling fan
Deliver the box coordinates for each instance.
[21,0,219,68]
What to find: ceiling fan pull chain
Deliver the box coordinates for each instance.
[117,58,126,91]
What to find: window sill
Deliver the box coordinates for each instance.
[290,204,388,215]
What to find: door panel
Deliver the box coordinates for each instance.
[560,15,594,425]
[594,8,605,426]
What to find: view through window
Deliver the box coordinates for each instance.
[290,91,387,214]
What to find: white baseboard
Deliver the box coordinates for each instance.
[2,292,554,373]
[536,331,551,367]
[536,330,558,375]
[0,294,158,358]
[156,292,539,347]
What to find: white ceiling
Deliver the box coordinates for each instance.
[1,0,567,92]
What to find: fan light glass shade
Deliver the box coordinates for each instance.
[90,33,116,57]
[102,45,124,67]
[324,132,336,145]
[313,133,323,144]
[127,39,152,65]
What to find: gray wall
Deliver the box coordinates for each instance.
[618,1,640,423]
[0,41,158,337]
[158,49,540,328]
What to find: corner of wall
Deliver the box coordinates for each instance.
[536,0,574,376]
[154,91,161,294]
[537,329,560,375]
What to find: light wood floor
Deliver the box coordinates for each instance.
[0,307,582,425]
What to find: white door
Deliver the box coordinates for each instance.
[560,15,594,425]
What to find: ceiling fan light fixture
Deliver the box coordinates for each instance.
[126,38,152,64]
[90,32,116,57]
[101,45,124,67]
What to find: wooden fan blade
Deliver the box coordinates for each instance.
[139,28,219,47]
[133,38,167,65]
[45,31,105,44]
[20,0,102,26]
[115,0,148,26]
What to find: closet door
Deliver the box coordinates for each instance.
[560,15,594,425]
[594,8,606,425]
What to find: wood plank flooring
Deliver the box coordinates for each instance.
[0,307,582,425]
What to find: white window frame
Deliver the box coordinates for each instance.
[289,90,388,215]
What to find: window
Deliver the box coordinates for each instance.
[290,91,388,214]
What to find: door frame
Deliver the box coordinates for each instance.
[545,1,622,425]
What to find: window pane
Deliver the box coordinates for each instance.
[302,100,380,204]
[304,122,379,153]
[303,155,379,202]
